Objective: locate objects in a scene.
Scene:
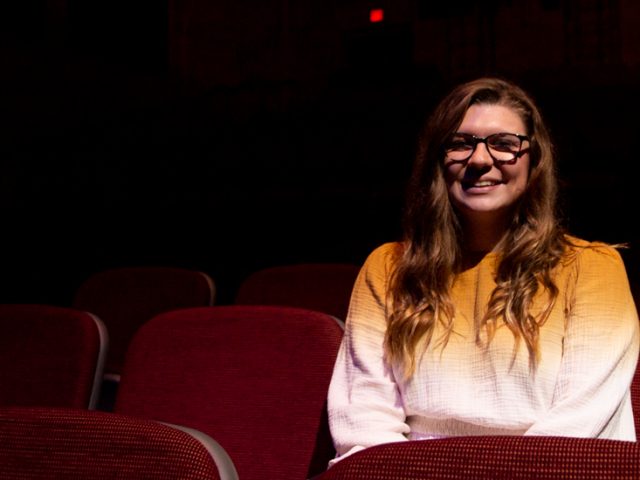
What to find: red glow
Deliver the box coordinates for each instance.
[369,8,384,23]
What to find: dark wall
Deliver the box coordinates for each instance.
[1,1,638,305]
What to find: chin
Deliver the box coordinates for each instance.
[458,202,508,213]
[455,202,514,222]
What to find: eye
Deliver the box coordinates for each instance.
[488,134,520,152]
[445,137,472,152]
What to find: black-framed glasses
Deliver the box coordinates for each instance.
[443,132,530,165]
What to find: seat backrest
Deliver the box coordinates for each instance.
[0,406,238,480]
[234,263,360,321]
[72,266,215,377]
[115,305,344,480]
[0,304,107,409]
[314,435,640,480]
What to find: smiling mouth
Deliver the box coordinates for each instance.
[462,180,502,189]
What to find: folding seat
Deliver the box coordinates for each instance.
[0,304,107,409]
[0,406,238,480]
[313,435,640,479]
[72,267,215,409]
[115,305,344,480]
[235,263,361,321]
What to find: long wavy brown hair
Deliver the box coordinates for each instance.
[385,77,569,377]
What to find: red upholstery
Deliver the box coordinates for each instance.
[0,406,236,479]
[115,305,344,480]
[0,304,106,409]
[315,436,640,479]
[72,267,215,376]
[628,282,640,434]
[235,263,360,321]
[633,359,640,435]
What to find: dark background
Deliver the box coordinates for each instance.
[1,0,639,305]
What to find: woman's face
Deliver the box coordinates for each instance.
[443,103,530,228]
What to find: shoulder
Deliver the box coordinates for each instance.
[347,244,403,322]
[560,236,638,342]
[560,235,631,291]
[563,235,625,268]
[361,242,403,277]
[365,242,403,264]
[355,242,404,294]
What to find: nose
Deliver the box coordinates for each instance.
[466,141,494,168]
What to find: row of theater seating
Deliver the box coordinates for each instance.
[71,264,361,385]
[2,264,640,478]
[1,264,360,479]
[0,303,344,479]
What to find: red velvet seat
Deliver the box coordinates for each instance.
[314,435,640,479]
[0,304,107,409]
[72,266,215,379]
[0,406,238,479]
[632,360,640,435]
[235,263,360,321]
[115,305,344,480]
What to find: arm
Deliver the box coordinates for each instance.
[525,245,640,440]
[327,244,410,465]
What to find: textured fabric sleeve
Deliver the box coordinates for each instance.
[327,243,410,466]
[525,245,640,440]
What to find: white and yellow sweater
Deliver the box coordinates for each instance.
[328,238,640,465]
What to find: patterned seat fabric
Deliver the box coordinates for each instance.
[316,435,640,479]
[0,406,237,479]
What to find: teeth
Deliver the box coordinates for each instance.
[473,181,497,187]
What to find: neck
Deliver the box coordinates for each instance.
[461,214,509,253]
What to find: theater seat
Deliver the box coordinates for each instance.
[0,406,238,480]
[0,304,107,409]
[313,435,640,479]
[72,267,215,410]
[72,266,216,379]
[115,305,344,480]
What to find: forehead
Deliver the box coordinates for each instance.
[457,104,527,136]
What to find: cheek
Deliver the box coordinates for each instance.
[507,160,530,191]
[514,179,527,197]
[443,165,461,187]
[509,171,530,202]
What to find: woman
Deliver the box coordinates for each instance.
[327,77,639,465]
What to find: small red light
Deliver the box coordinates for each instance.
[370,8,384,23]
